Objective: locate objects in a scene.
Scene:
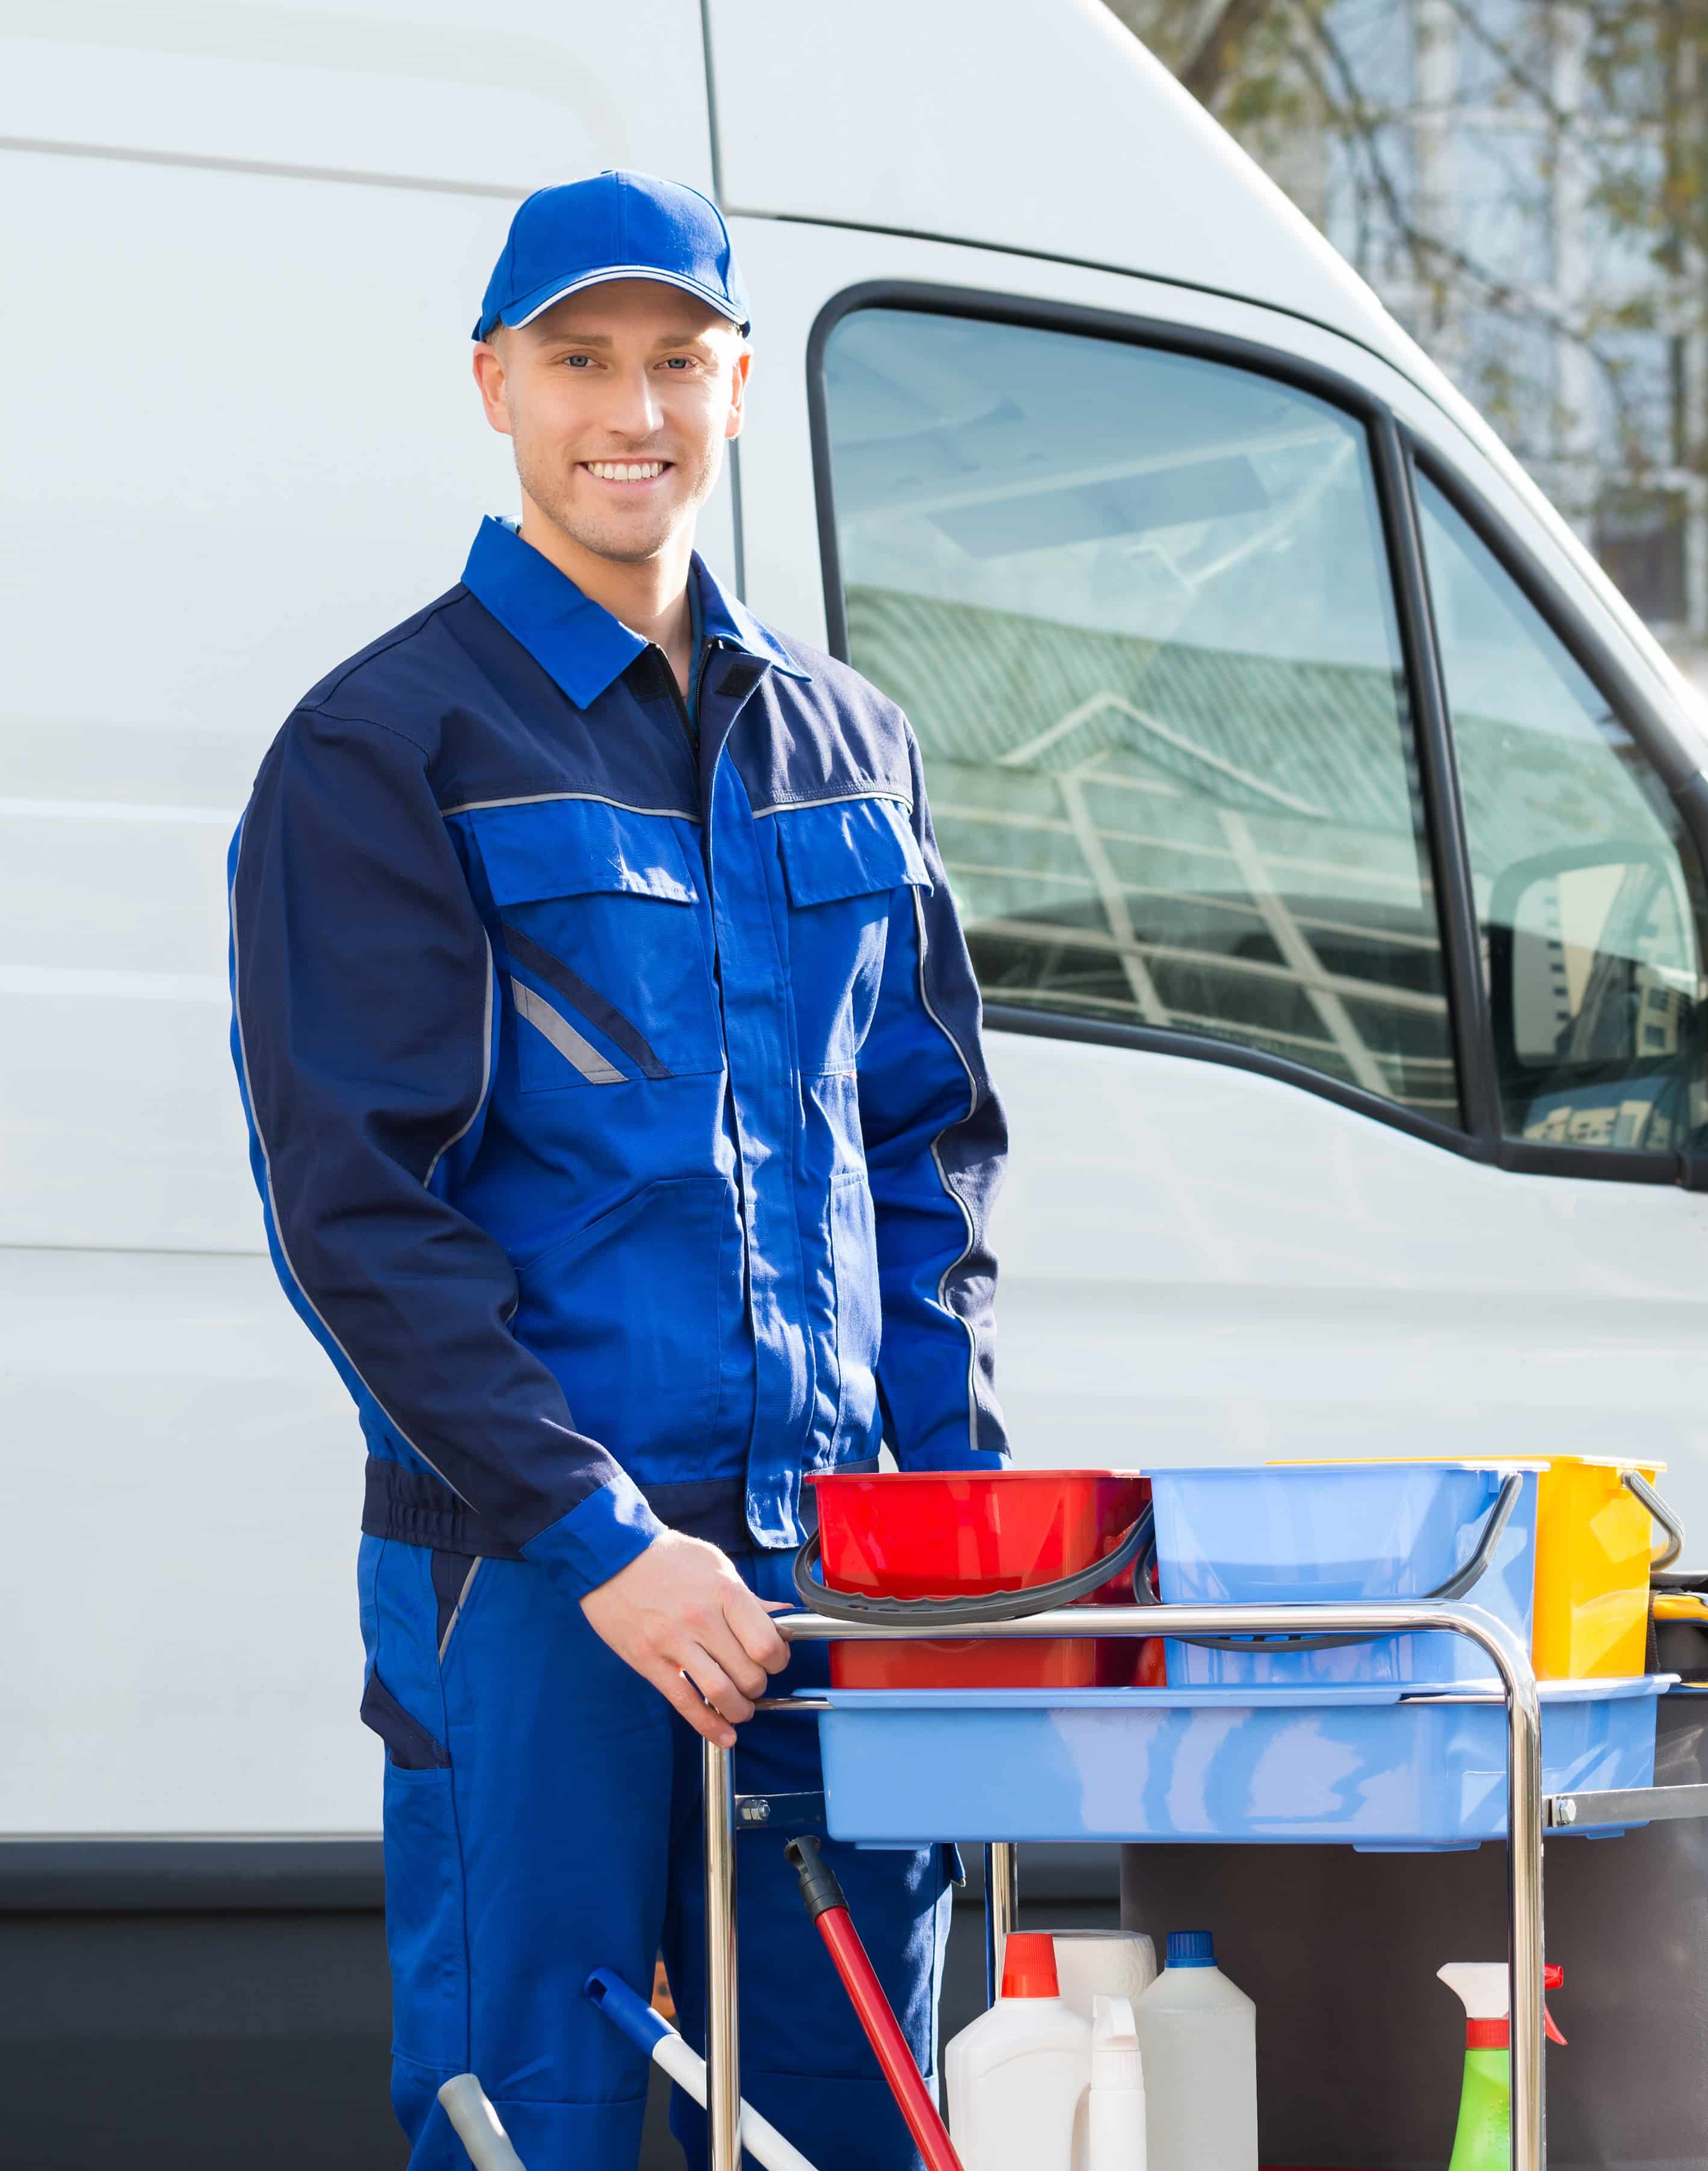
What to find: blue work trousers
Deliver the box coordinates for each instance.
[358,1534,954,2170]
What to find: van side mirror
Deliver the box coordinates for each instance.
[1487,842,1702,1139]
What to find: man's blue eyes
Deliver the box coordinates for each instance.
[562,356,693,368]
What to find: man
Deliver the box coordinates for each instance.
[227,170,1007,2171]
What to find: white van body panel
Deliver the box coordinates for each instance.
[2,1,714,197]
[709,0,1404,366]
[3,10,1706,1839]
[989,1031,1708,1472]
[0,1250,362,1833]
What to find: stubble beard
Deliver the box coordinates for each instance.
[513,431,721,566]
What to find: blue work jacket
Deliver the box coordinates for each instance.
[228,517,1008,1600]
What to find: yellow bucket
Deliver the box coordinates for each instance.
[1531,1457,1673,1679]
[1268,1454,1683,1679]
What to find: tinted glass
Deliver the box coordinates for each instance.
[821,307,1457,1122]
[1419,474,1708,1152]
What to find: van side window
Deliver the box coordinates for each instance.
[821,308,1458,1125]
[1417,475,1708,1153]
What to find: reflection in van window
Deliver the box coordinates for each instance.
[821,308,1457,1123]
[1418,477,1708,1154]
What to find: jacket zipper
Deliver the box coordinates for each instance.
[690,652,759,1460]
[652,641,696,755]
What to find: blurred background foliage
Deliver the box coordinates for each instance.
[1103,0,1708,684]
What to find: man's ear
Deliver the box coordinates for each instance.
[725,345,751,442]
[472,335,514,438]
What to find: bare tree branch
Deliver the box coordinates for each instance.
[1294,7,1664,462]
[1101,0,1708,484]
[1179,0,1282,108]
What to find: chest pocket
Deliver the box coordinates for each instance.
[471,799,723,1091]
[772,795,931,1075]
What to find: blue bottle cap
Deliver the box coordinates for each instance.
[1167,1930,1216,1969]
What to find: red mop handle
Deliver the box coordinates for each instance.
[786,1838,964,2171]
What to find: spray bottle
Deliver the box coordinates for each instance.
[1087,1994,1145,2170]
[1437,1963,1565,2171]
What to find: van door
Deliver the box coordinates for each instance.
[730,219,1708,1554]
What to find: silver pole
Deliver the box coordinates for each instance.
[704,1734,741,2171]
[982,1841,1019,2007]
[741,1598,1544,2171]
[1498,1633,1547,2171]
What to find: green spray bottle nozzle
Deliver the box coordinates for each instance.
[1438,1964,1565,2171]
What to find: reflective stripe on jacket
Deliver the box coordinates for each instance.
[227,517,1008,1598]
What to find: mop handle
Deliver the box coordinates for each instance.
[786,1838,966,2171]
[437,2075,528,2171]
[584,1968,823,2171]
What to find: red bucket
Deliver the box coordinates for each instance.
[810,1469,1158,1690]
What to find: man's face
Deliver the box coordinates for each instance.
[472,279,748,564]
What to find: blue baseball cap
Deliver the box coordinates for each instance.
[473,170,750,342]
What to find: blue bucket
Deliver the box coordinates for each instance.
[1148,1462,1541,1686]
[812,1678,1665,1851]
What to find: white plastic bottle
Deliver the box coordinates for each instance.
[1087,1993,1147,2171]
[1132,1931,1257,2171]
[945,1931,1091,2171]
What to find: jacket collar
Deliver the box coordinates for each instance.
[461,515,809,709]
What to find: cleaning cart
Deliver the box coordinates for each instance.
[696,1462,1708,2171]
[442,1462,1707,2170]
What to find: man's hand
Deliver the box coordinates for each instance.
[580,1531,791,1747]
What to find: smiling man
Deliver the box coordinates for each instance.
[227,171,1007,2171]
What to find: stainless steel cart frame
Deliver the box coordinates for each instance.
[703,1600,1547,2171]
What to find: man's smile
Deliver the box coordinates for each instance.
[581,458,671,486]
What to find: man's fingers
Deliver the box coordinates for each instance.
[654,1664,736,1748]
[679,1648,757,1728]
[688,1604,774,1700]
[725,1591,791,1673]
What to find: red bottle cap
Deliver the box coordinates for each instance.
[1466,1968,1567,2050]
[1000,1933,1061,1998]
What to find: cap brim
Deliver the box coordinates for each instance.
[489,266,748,338]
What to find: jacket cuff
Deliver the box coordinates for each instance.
[520,1470,667,1599]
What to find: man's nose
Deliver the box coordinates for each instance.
[597,364,664,442]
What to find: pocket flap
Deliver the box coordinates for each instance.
[773,795,931,907]
[472,798,700,907]
[360,1670,451,1770]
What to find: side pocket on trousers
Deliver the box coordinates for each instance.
[360,1670,451,1771]
[357,1544,468,2071]
[362,1669,466,2067]
[380,1757,467,2069]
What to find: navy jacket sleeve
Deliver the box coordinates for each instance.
[857,725,1010,1467]
[228,703,665,1597]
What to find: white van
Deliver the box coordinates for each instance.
[5,0,1707,2155]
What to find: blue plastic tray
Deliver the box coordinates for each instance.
[1149,1462,1541,1688]
[811,1678,1666,1851]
